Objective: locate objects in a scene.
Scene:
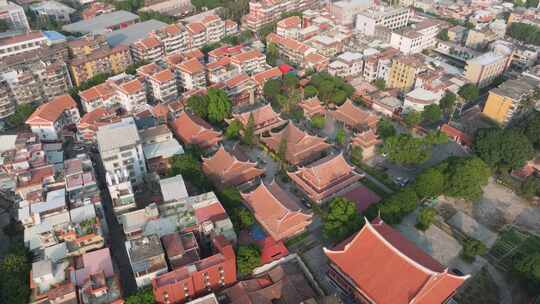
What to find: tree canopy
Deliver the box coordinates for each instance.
[186,94,209,119]
[207,88,232,124]
[458,84,480,102]
[7,104,35,127]
[507,22,540,46]
[421,104,443,124]
[323,197,363,242]
[310,114,326,129]
[125,288,155,304]
[308,72,354,105]
[381,134,431,166]
[474,128,535,170]
[376,118,396,140]
[437,28,449,41]
[415,167,446,199]
[374,79,386,90]
[242,113,256,146]
[367,186,419,224]
[335,127,346,146]
[439,91,457,113]
[225,119,242,139]
[461,238,486,262]
[416,207,437,231]
[0,245,32,304]
[403,110,422,127]
[443,157,491,201]
[303,85,318,98]
[237,245,261,276]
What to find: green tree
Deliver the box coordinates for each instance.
[425,130,448,145]
[461,238,486,262]
[444,157,491,201]
[372,187,419,224]
[415,167,445,199]
[514,253,540,292]
[283,74,299,93]
[125,288,155,304]
[318,80,335,104]
[125,60,149,75]
[437,28,449,41]
[263,78,281,102]
[234,208,255,229]
[458,84,480,102]
[350,145,363,165]
[474,128,535,170]
[266,42,279,65]
[242,113,255,146]
[335,127,346,146]
[439,91,457,114]
[464,21,475,30]
[237,245,261,275]
[416,207,437,230]
[207,88,232,124]
[403,110,422,127]
[169,154,210,192]
[78,73,110,91]
[186,94,209,119]
[7,104,35,127]
[422,104,443,124]
[333,89,348,105]
[225,119,242,139]
[310,114,326,129]
[277,135,288,169]
[377,118,396,140]
[304,85,318,98]
[0,245,32,304]
[520,176,540,199]
[381,134,431,166]
[374,79,386,90]
[323,197,362,241]
[507,22,540,46]
[217,187,243,210]
[522,112,540,149]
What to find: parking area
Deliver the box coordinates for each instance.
[300,244,335,296]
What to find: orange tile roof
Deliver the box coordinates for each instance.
[324,218,468,304]
[136,37,161,50]
[118,79,144,95]
[186,22,205,34]
[177,58,205,74]
[201,14,220,26]
[202,145,263,187]
[136,62,161,76]
[241,181,312,241]
[79,83,115,102]
[298,97,325,118]
[0,31,44,47]
[252,67,282,86]
[261,122,330,165]
[233,104,282,127]
[152,69,175,83]
[266,33,310,54]
[26,95,78,124]
[230,49,265,64]
[206,56,231,70]
[330,99,379,128]
[171,112,222,149]
[277,16,301,29]
[225,73,252,88]
[351,129,381,149]
[181,49,204,60]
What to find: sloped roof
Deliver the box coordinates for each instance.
[241,181,312,241]
[289,153,355,190]
[26,95,77,124]
[351,129,381,149]
[324,218,468,304]
[261,122,330,165]
[330,99,379,128]
[171,112,222,149]
[233,104,282,128]
[202,146,263,187]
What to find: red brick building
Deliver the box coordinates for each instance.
[152,235,236,304]
[324,218,468,304]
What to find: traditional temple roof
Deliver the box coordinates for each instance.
[171,112,222,149]
[202,145,264,187]
[350,129,381,149]
[261,122,330,165]
[231,104,286,134]
[298,97,325,118]
[287,153,361,203]
[329,99,379,129]
[241,181,312,241]
[324,218,468,304]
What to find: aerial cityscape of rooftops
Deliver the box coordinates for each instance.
[1,0,540,303]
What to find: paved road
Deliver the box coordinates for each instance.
[91,152,139,296]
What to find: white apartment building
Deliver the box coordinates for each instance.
[151,23,189,54]
[0,0,29,30]
[30,0,75,23]
[201,14,225,43]
[356,6,411,36]
[390,19,440,55]
[137,63,178,102]
[230,49,267,75]
[329,0,373,26]
[0,31,48,59]
[186,22,207,49]
[25,95,80,141]
[97,117,147,185]
[328,51,364,78]
[125,235,168,288]
[176,57,207,91]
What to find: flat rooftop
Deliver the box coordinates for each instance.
[62,10,139,34]
[106,20,168,47]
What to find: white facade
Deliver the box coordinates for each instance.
[390,20,440,55]
[356,6,411,36]
[0,0,29,30]
[0,32,47,59]
[328,52,364,78]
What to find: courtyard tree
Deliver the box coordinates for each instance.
[335,127,346,146]
[7,104,35,127]
[242,113,255,146]
[381,134,431,166]
[414,167,446,199]
[266,42,279,65]
[461,238,486,262]
[474,128,535,170]
[439,91,457,114]
[522,112,540,148]
[303,85,318,98]
[376,118,396,140]
[310,114,326,129]
[416,207,437,231]
[421,104,443,124]
[403,110,422,127]
[443,157,491,201]
[237,245,261,276]
[350,145,363,165]
[225,119,243,139]
[0,245,32,304]
[234,208,255,229]
[458,84,480,102]
[125,288,155,304]
[263,78,281,102]
[371,186,419,224]
[514,253,540,292]
[374,79,386,90]
[186,94,209,119]
[207,88,232,124]
[323,197,362,242]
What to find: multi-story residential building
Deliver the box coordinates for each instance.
[328,52,364,78]
[465,28,497,50]
[276,15,302,40]
[207,57,241,84]
[266,33,315,67]
[176,58,207,91]
[0,80,13,120]
[230,49,267,75]
[30,0,75,23]
[186,22,207,49]
[482,75,540,125]
[201,14,225,43]
[152,235,236,303]
[223,73,257,106]
[356,6,411,36]
[0,31,48,59]
[151,23,189,54]
[106,169,137,217]
[25,94,80,141]
[242,0,321,31]
[97,117,147,185]
[140,124,184,175]
[307,35,345,58]
[362,48,399,82]
[126,234,169,288]
[0,0,29,30]
[79,73,146,112]
[464,48,512,88]
[80,2,115,20]
[387,54,426,91]
[131,37,164,63]
[328,0,373,26]
[68,44,132,87]
[137,63,178,102]
[390,19,440,55]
